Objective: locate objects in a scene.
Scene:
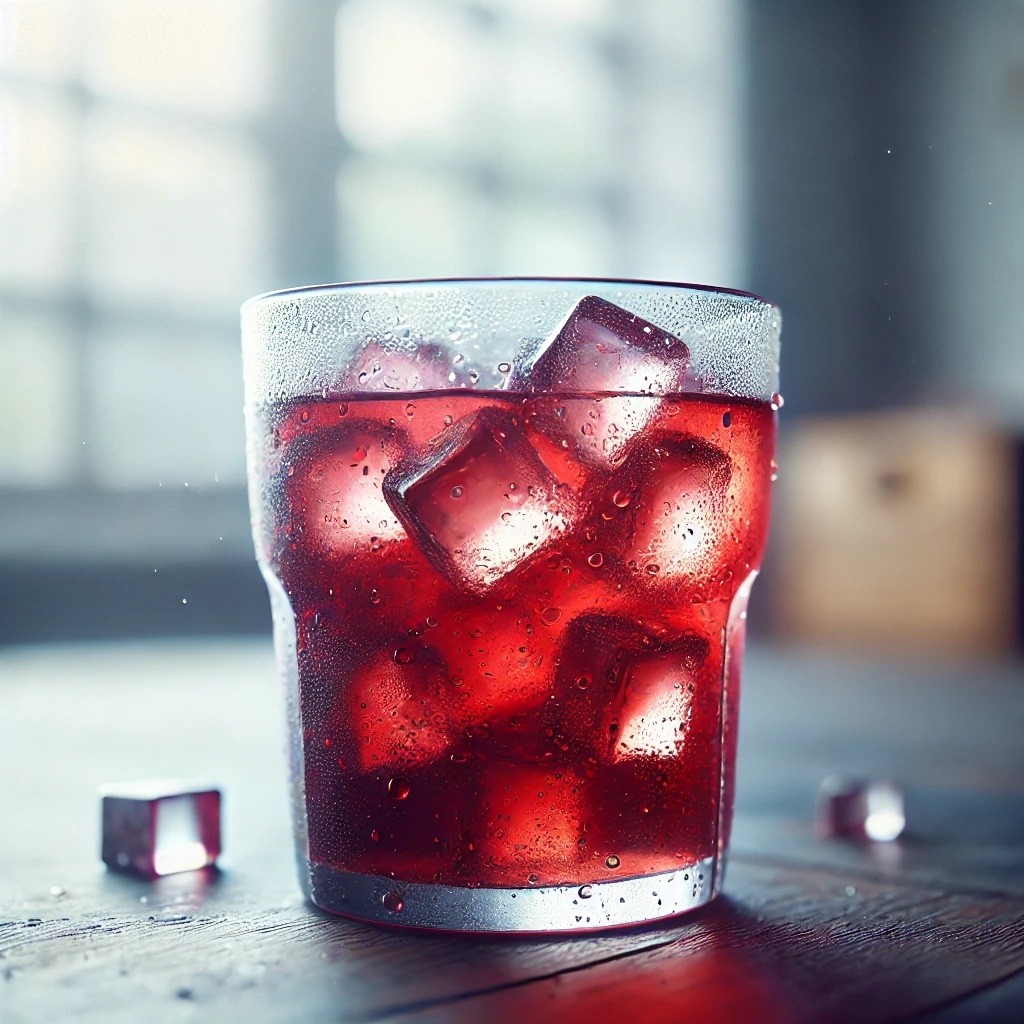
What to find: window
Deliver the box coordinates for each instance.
[1,0,745,636]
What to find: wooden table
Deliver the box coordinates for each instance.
[2,639,1022,1023]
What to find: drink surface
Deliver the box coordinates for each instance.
[255,389,774,888]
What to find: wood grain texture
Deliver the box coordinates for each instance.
[1,640,1023,1023]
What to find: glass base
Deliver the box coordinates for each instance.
[306,856,716,933]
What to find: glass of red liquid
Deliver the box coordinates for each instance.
[242,279,780,932]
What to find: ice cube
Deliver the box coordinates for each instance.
[603,633,710,761]
[283,420,408,561]
[471,764,589,881]
[508,297,693,468]
[342,341,458,392]
[544,615,653,758]
[814,777,906,842]
[622,433,732,582]
[429,600,556,728]
[383,407,582,593]
[100,781,220,877]
[347,647,454,771]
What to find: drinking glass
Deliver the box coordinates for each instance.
[242,278,780,932]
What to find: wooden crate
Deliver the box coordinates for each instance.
[773,409,1022,656]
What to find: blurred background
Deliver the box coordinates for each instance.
[1,0,1021,654]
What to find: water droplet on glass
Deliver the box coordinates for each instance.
[645,564,660,575]
[541,607,561,625]
[588,552,604,568]
[527,873,539,884]
[578,885,593,899]
[575,672,592,690]
[338,402,348,417]
[612,490,633,508]
[425,615,439,628]
[387,777,411,801]
[770,459,779,482]
[580,422,594,436]
[369,589,381,605]
[605,854,621,870]
[771,392,785,411]
[451,485,464,499]
[370,828,380,843]
[498,362,511,374]
[722,411,732,428]
[300,410,310,423]
[393,647,412,665]
[382,891,404,913]
[443,415,453,426]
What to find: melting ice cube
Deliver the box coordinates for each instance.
[383,407,582,593]
[347,648,454,771]
[603,633,710,761]
[623,433,732,582]
[341,341,459,392]
[472,763,589,880]
[507,296,694,468]
[283,420,408,560]
[100,781,221,877]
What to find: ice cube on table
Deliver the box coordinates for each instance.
[100,781,220,877]
[383,407,582,593]
[508,296,694,468]
[814,777,906,842]
[283,420,408,560]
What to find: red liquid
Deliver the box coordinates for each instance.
[256,390,774,888]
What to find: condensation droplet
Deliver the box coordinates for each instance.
[498,362,511,374]
[393,647,413,665]
[771,392,785,411]
[770,459,779,482]
[575,672,592,690]
[588,552,604,568]
[382,891,404,913]
[369,589,381,605]
[338,403,348,416]
[541,607,561,625]
[605,854,621,870]
[387,777,411,801]
[612,489,633,508]
[451,485,464,499]
[370,828,380,843]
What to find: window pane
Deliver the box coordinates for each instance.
[0,310,76,486]
[0,89,76,288]
[88,323,246,490]
[337,160,485,280]
[492,193,616,278]
[84,111,272,313]
[495,29,617,189]
[480,0,615,33]
[335,0,488,157]
[0,0,81,79]
[86,0,270,119]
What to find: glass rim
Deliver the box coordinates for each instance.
[241,276,779,316]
